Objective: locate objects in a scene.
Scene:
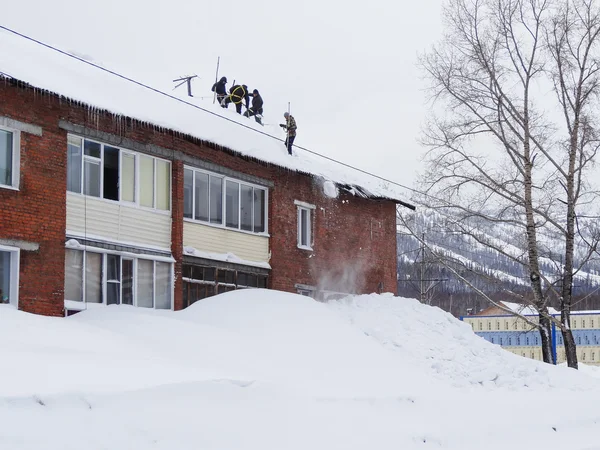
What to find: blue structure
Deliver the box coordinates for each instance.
[461,306,600,365]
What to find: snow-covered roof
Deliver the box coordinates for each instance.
[0,29,413,207]
[501,301,559,316]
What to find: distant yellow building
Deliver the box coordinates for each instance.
[461,302,600,365]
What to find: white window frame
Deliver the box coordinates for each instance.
[295,200,315,251]
[184,165,269,235]
[119,151,138,205]
[63,246,174,311]
[0,125,21,190]
[67,134,171,213]
[0,244,20,307]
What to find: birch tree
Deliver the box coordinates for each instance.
[419,0,600,367]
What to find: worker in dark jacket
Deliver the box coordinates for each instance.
[223,84,249,114]
[211,77,228,107]
[280,112,297,155]
[243,89,264,124]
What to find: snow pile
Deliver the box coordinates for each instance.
[2,291,600,449]
[322,179,339,198]
[327,294,597,390]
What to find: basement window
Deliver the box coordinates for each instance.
[0,126,20,190]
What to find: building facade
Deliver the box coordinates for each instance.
[0,77,403,316]
[461,302,600,365]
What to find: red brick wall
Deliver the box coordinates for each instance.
[171,160,184,311]
[0,83,67,316]
[269,172,398,296]
[0,80,398,315]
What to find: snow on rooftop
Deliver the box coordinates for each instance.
[497,301,559,316]
[0,29,412,205]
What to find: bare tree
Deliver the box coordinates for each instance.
[398,231,448,304]
[418,0,600,367]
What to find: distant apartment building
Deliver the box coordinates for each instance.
[0,32,413,316]
[462,302,600,365]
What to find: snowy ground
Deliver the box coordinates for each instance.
[1,290,600,449]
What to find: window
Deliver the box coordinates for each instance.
[296,201,315,250]
[297,289,315,297]
[0,246,19,306]
[182,263,268,307]
[496,321,500,330]
[183,166,267,233]
[490,337,494,344]
[505,322,509,330]
[583,319,586,328]
[139,155,154,208]
[478,322,483,331]
[106,254,121,305]
[0,127,20,189]
[121,153,136,203]
[487,322,491,330]
[592,319,595,328]
[137,259,154,308]
[67,136,170,211]
[64,248,172,309]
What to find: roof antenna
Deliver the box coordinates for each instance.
[173,74,198,97]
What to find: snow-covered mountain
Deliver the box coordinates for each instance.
[397,208,600,315]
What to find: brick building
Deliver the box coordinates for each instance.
[0,33,413,316]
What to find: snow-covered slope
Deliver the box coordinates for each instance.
[329,294,589,390]
[1,290,600,449]
[397,207,600,310]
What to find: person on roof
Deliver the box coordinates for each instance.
[243,89,264,125]
[279,112,297,155]
[211,77,228,107]
[223,84,250,114]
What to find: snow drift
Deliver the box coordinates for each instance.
[1,290,600,449]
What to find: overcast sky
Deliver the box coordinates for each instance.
[5,1,443,193]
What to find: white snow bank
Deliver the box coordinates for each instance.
[2,291,600,449]
[327,293,599,391]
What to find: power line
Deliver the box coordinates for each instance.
[0,24,426,202]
